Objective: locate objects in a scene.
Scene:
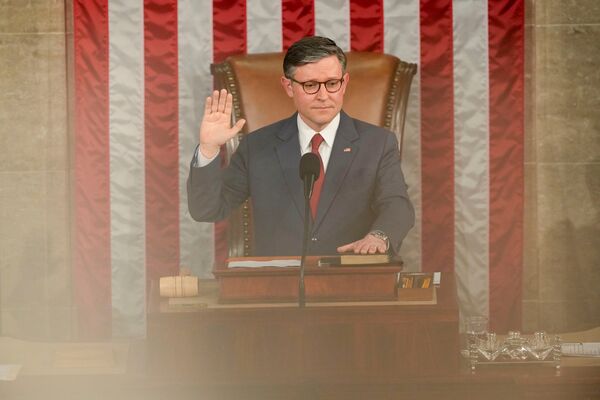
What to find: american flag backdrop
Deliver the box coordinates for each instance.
[72,0,524,338]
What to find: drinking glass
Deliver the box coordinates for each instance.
[465,316,489,349]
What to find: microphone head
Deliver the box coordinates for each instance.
[299,152,321,181]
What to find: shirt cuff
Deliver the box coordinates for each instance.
[192,145,219,168]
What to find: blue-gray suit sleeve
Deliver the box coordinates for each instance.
[187,140,250,222]
[370,132,415,255]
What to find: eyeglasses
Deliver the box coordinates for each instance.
[289,77,344,94]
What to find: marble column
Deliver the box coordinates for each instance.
[0,0,73,339]
[523,0,600,332]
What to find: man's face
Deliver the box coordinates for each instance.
[281,55,349,132]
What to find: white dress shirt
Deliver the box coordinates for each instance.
[297,113,339,173]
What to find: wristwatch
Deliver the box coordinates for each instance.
[369,230,389,251]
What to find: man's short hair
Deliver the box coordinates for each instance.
[283,36,347,79]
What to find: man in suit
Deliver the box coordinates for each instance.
[187,36,414,256]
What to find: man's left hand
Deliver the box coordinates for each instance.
[337,233,387,254]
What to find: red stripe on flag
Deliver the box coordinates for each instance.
[144,0,180,280]
[73,0,111,338]
[349,0,383,52]
[282,0,315,50]
[488,0,525,332]
[213,0,247,63]
[419,0,455,272]
[213,0,248,267]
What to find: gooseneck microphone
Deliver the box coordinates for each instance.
[298,153,321,307]
[299,152,321,200]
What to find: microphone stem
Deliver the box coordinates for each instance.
[299,195,312,308]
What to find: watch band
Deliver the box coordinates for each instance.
[369,230,389,250]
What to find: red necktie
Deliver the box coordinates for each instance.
[310,133,325,219]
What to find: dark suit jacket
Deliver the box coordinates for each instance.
[187,111,414,256]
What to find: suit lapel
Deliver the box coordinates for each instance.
[314,112,359,230]
[275,115,305,220]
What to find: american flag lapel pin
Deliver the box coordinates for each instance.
[343,147,352,153]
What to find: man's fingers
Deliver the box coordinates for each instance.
[217,89,228,112]
[367,243,385,254]
[336,243,354,253]
[360,245,381,254]
[210,90,219,113]
[233,119,246,133]
[205,96,213,115]
[337,236,387,255]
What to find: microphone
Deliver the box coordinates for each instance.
[298,152,320,308]
[299,152,321,200]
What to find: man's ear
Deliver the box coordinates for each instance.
[340,72,350,94]
[281,76,293,98]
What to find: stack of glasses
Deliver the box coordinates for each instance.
[464,316,562,370]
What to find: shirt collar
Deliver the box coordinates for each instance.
[297,113,340,151]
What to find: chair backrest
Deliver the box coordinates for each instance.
[211,52,417,257]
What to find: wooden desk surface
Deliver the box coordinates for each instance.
[147,273,460,384]
[150,271,455,313]
[1,326,599,399]
[0,277,598,400]
[140,272,600,398]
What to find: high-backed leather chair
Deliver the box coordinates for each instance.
[211,52,417,258]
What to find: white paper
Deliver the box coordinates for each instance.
[433,272,441,285]
[228,259,301,268]
[0,364,21,381]
[561,342,600,357]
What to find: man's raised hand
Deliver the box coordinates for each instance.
[199,89,246,158]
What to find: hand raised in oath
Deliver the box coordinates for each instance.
[199,89,246,158]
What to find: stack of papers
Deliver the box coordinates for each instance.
[228,259,301,268]
[561,342,600,357]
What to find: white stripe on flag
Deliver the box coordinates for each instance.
[384,0,421,272]
[315,0,350,52]
[109,0,146,337]
[247,0,282,53]
[179,0,215,278]
[453,0,490,322]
